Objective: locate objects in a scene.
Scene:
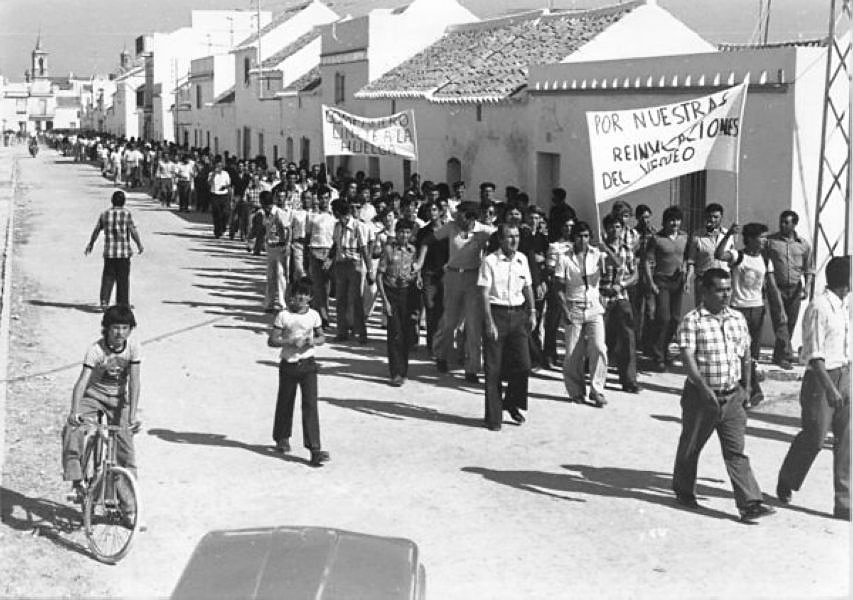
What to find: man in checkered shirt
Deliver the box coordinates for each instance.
[672,267,776,523]
[85,190,144,310]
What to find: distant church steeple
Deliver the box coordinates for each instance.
[31,32,48,80]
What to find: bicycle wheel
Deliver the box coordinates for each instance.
[83,466,141,564]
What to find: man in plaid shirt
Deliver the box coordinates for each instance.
[600,214,638,393]
[85,190,144,310]
[672,267,776,522]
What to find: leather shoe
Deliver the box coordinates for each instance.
[833,507,851,520]
[675,494,700,509]
[275,438,291,453]
[739,502,776,523]
[436,359,448,373]
[485,422,501,431]
[652,361,666,373]
[590,392,607,407]
[389,375,403,387]
[464,372,479,384]
[776,481,792,504]
[773,358,793,370]
[310,450,330,466]
[623,383,639,393]
[507,408,526,424]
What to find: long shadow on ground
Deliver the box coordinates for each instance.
[461,464,739,521]
[321,396,485,429]
[146,428,312,466]
[0,486,90,557]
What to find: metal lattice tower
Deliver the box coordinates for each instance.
[812,0,852,290]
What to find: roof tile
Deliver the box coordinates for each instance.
[358,2,639,102]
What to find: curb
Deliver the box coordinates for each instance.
[0,148,19,482]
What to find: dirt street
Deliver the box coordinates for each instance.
[0,145,849,599]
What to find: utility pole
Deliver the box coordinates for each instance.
[256,0,263,100]
[812,0,852,292]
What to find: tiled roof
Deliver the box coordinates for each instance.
[261,28,320,68]
[236,1,312,49]
[281,66,321,93]
[718,38,827,51]
[357,2,640,103]
[215,86,236,104]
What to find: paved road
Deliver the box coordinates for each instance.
[1,146,849,599]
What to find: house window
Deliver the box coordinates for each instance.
[403,159,411,190]
[446,157,462,186]
[368,157,380,179]
[334,72,346,105]
[193,129,198,147]
[258,131,265,156]
[286,137,293,161]
[136,89,144,108]
[676,170,707,234]
[214,136,219,154]
[300,136,310,163]
[391,100,397,114]
[206,131,210,148]
[476,104,483,122]
[236,129,242,156]
[244,57,251,86]
[273,144,279,162]
[196,85,202,109]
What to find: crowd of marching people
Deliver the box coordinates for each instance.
[53,133,816,401]
[47,131,849,521]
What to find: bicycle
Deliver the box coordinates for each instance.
[73,410,142,564]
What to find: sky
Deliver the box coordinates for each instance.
[0,0,833,80]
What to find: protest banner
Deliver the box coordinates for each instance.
[322,105,418,160]
[585,83,748,208]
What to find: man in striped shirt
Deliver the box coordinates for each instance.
[85,190,144,310]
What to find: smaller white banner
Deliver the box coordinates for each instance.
[586,83,747,203]
[322,105,418,160]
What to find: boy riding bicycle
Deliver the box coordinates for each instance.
[62,305,142,499]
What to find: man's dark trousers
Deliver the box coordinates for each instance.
[770,283,802,361]
[272,358,320,450]
[651,272,684,364]
[210,194,231,238]
[604,298,637,387]
[673,381,763,509]
[484,305,531,428]
[334,260,366,338]
[100,257,130,306]
[385,285,419,378]
[778,367,850,514]
[734,306,766,404]
[421,271,443,353]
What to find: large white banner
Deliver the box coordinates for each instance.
[586,83,747,203]
[322,105,418,160]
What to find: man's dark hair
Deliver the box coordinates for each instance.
[702,267,731,290]
[289,277,313,297]
[705,203,724,215]
[571,221,592,240]
[741,222,769,240]
[111,190,126,207]
[331,198,351,217]
[395,219,416,232]
[662,206,683,223]
[317,185,332,198]
[635,204,651,219]
[552,188,567,202]
[479,181,495,191]
[101,304,137,333]
[612,200,632,215]
[452,180,465,190]
[259,190,273,206]
[826,255,851,289]
[780,210,799,225]
[602,213,620,231]
[499,222,520,239]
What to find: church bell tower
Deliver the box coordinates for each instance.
[31,34,49,80]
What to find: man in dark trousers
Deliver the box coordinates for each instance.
[672,268,776,522]
[479,223,536,431]
[85,190,144,310]
[777,256,850,520]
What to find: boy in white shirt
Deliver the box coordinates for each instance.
[267,278,329,466]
